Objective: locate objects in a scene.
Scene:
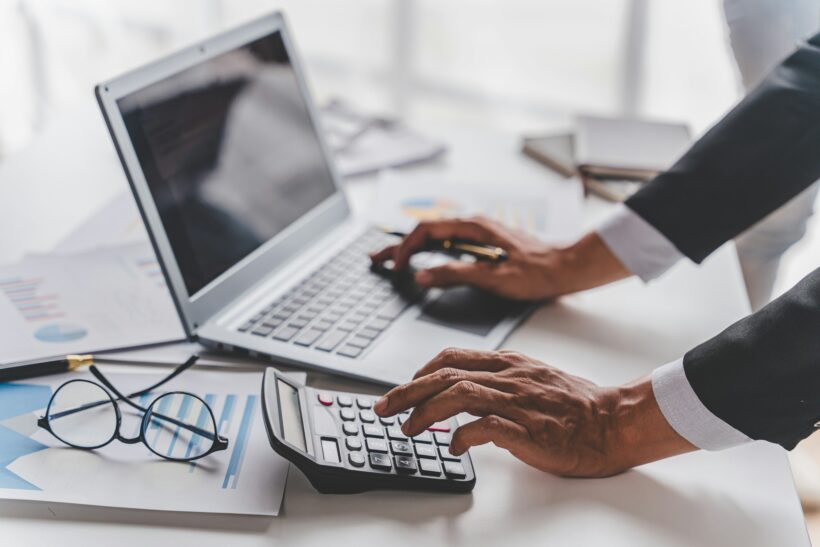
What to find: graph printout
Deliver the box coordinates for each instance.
[0,369,290,515]
[0,242,184,364]
[371,170,583,244]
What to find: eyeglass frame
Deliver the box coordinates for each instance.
[37,355,229,461]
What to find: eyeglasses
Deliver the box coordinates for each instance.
[37,355,228,461]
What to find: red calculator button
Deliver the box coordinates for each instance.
[317,392,334,406]
[428,421,450,432]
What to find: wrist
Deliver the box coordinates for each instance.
[604,377,697,473]
[549,232,632,297]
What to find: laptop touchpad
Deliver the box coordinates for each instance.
[416,287,525,337]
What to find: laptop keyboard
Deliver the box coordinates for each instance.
[237,227,419,359]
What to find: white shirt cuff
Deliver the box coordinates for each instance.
[596,203,684,282]
[651,359,752,450]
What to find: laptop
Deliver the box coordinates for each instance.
[95,12,532,385]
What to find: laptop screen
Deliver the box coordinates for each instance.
[117,30,337,297]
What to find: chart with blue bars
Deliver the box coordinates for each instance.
[133,391,258,489]
[0,383,53,490]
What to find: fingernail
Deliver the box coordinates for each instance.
[374,396,388,414]
[415,270,432,285]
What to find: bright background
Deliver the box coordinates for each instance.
[0,0,739,157]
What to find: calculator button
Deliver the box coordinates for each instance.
[379,415,395,426]
[434,432,452,446]
[443,462,467,479]
[386,427,407,441]
[342,423,359,436]
[317,392,334,406]
[428,421,451,432]
[337,395,353,407]
[359,410,376,423]
[411,431,433,444]
[390,441,413,456]
[438,446,460,462]
[346,437,363,451]
[369,453,392,471]
[356,397,373,409]
[348,452,366,467]
[340,408,356,421]
[394,456,417,474]
[321,438,341,464]
[366,438,389,453]
[398,412,410,425]
[418,459,442,476]
[363,425,384,438]
[415,444,437,459]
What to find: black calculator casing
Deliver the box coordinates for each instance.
[261,367,476,494]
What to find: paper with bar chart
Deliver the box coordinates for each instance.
[0,369,290,515]
[370,170,583,243]
[0,241,184,364]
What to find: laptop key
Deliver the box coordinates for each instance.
[337,344,363,358]
[251,325,274,337]
[294,329,323,347]
[238,321,255,332]
[377,298,408,319]
[347,335,372,349]
[365,318,391,331]
[289,317,309,329]
[316,330,348,352]
[357,327,380,340]
[274,326,299,341]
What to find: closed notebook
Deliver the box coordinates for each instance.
[574,115,691,181]
[521,132,577,178]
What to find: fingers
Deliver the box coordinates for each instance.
[414,261,497,289]
[393,218,507,269]
[413,347,510,380]
[375,366,512,417]
[449,415,531,456]
[401,381,521,437]
[369,244,398,265]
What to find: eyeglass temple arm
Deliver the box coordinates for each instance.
[45,355,200,422]
[45,356,217,441]
[89,363,219,441]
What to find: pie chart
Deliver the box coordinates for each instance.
[34,323,88,343]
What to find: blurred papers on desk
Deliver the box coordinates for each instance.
[0,369,290,515]
[0,192,183,365]
[370,170,583,244]
[0,242,183,364]
[320,100,446,177]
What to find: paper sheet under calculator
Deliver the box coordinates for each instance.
[0,369,290,515]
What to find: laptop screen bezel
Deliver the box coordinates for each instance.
[95,12,350,338]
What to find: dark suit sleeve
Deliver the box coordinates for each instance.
[626,33,820,263]
[683,267,820,449]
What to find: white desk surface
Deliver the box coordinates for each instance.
[0,103,810,546]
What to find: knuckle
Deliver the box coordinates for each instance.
[439,347,464,363]
[484,415,504,430]
[452,380,479,398]
[435,366,464,383]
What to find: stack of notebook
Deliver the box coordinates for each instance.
[522,115,691,201]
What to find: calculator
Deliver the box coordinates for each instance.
[261,367,476,494]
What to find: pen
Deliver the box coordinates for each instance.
[383,229,509,262]
[0,354,198,382]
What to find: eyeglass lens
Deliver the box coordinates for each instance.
[47,380,118,448]
[142,393,217,460]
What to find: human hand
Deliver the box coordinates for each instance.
[370,217,630,300]
[373,348,695,478]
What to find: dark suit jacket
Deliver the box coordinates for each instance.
[625,32,820,449]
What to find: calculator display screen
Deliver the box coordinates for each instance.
[276,379,307,452]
